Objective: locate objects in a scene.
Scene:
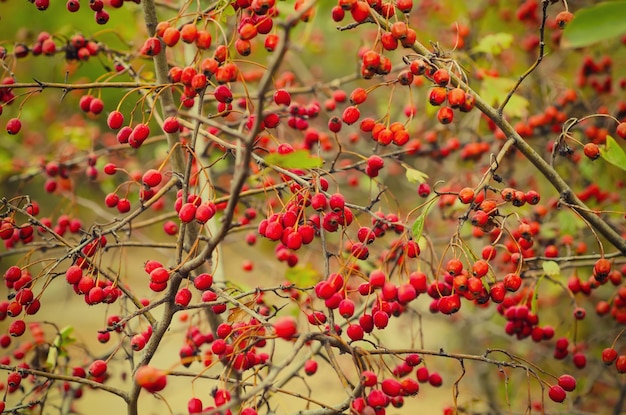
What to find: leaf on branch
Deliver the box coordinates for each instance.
[472,33,514,55]
[285,264,319,287]
[479,76,529,118]
[405,167,429,184]
[411,199,436,241]
[264,150,323,169]
[542,260,560,276]
[561,1,626,48]
[599,135,626,172]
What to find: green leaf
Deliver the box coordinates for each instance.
[542,260,560,276]
[479,76,529,118]
[48,326,75,368]
[411,199,436,241]
[264,150,323,169]
[285,264,319,287]
[599,135,626,171]
[472,33,514,55]
[405,167,429,184]
[562,1,626,48]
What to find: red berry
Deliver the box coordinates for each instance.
[135,365,167,393]
[66,0,80,11]
[273,89,291,106]
[548,384,566,403]
[342,105,361,125]
[6,118,22,134]
[88,359,108,377]
[107,110,124,130]
[583,142,600,160]
[617,122,626,139]
[142,169,162,188]
[555,11,574,29]
[304,359,318,375]
[193,273,213,291]
[602,348,618,365]
[9,319,26,336]
[162,116,180,133]
[273,315,297,340]
[432,68,450,86]
[558,374,576,392]
[437,106,454,124]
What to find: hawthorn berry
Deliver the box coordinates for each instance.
[617,122,626,139]
[558,374,576,392]
[437,106,454,124]
[135,365,167,393]
[6,118,22,134]
[548,384,566,403]
[273,315,297,339]
[583,142,600,160]
[66,0,80,11]
[432,68,450,86]
[273,89,291,106]
[555,11,574,29]
[88,359,108,377]
[602,347,618,365]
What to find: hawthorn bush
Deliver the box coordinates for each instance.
[1,0,626,414]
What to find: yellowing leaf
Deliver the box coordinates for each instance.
[264,150,323,169]
[405,167,429,184]
[472,33,514,55]
[542,261,560,276]
[479,76,529,118]
[285,264,319,287]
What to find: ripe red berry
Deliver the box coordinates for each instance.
[437,106,454,124]
[429,87,447,106]
[432,68,450,86]
[6,118,22,134]
[193,273,213,291]
[304,359,318,375]
[273,315,297,340]
[89,97,104,114]
[141,37,162,56]
[558,374,576,392]
[162,116,180,134]
[602,347,618,365]
[555,11,574,29]
[583,142,600,160]
[418,182,431,197]
[328,193,345,212]
[180,23,198,43]
[342,105,361,125]
[9,319,26,337]
[178,203,197,223]
[273,89,291,106]
[548,384,566,403]
[66,0,80,11]
[142,169,162,188]
[617,122,626,139]
[458,187,475,204]
[88,359,108,377]
[616,355,626,373]
[214,85,233,104]
[447,87,466,108]
[135,365,167,393]
[107,110,124,130]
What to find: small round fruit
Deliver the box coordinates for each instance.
[548,384,566,403]
[273,315,297,340]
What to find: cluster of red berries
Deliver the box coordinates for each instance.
[350,362,445,413]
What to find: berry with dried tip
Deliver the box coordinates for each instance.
[555,11,574,29]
